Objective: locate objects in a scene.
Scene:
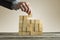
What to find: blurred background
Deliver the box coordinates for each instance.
[0,0,60,32]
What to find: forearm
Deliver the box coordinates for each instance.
[0,0,19,10]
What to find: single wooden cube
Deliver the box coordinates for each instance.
[19,25,22,32]
[19,24,27,32]
[19,15,28,22]
[34,20,40,32]
[38,21,43,32]
[31,32,42,35]
[26,26,30,32]
[22,26,27,32]
[19,16,23,21]
[28,13,32,17]
[34,24,38,32]
[23,16,28,21]
[19,23,23,32]
[19,32,30,36]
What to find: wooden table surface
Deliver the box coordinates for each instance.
[0,32,60,40]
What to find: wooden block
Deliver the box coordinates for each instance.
[19,24,22,32]
[23,16,28,21]
[22,21,28,25]
[19,32,30,36]
[28,19,34,24]
[27,19,41,35]
[27,20,32,35]
[19,23,23,27]
[27,19,35,35]
[38,21,43,32]
[19,16,23,21]
[19,23,23,32]
[35,20,40,32]
[29,19,42,35]
[22,22,27,31]
[31,32,42,35]
[19,21,28,32]
[19,23,28,32]
[22,26,27,32]
[28,13,32,17]
[19,15,28,22]
[35,20,42,32]
[35,24,38,32]
[19,16,23,23]
[30,24,33,35]
[26,26,30,32]
[19,25,26,32]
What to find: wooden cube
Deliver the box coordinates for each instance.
[34,20,39,32]
[22,26,27,32]
[28,13,32,17]
[19,16,23,21]
[19,32,30,36]
[19,23,23,32]
[19,15,28,22]
[31,32,42,35]
[38,21,43,32]
[26,26,30,32]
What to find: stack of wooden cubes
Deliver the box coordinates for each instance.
[19,15,42,36]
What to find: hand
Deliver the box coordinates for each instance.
[17,2,31,15]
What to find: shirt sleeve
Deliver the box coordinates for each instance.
[12,0,20,10]
[0,0,20,10]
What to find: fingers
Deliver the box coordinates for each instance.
[24,2,29,13]
[19,2,31,15]
[24,2,31,15]
[20,4,25,11]
[22,2,28,12]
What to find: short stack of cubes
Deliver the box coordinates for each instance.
[19,15,42,36]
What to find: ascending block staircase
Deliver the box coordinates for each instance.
[19,15,43,36]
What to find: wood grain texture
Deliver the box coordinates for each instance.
[19,15,42,35]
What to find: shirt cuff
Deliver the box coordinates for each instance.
[12,0,20,10]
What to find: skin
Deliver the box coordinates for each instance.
[17,2,31,15]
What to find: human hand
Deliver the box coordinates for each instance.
[17,2,31,15]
